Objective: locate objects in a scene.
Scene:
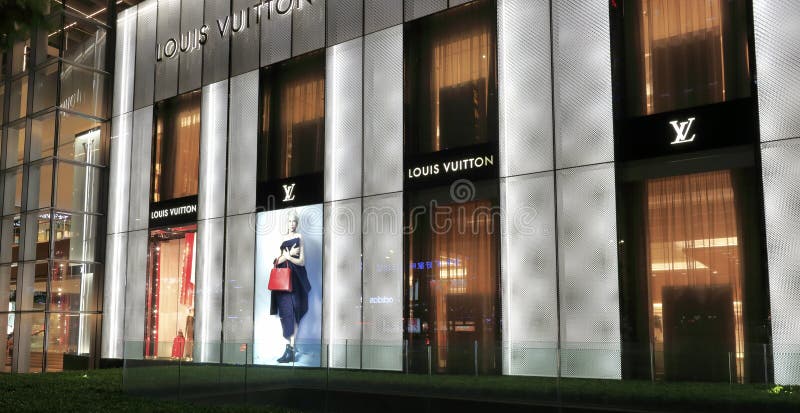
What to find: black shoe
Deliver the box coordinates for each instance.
[277,344,295,363]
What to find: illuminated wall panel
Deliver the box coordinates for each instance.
[198,80,229,220]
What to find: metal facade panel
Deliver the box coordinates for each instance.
[133,0,157,109]
[203,0,231,85]
[761,138,800,385]
[449,0,473,6]
[108,113,133,235]
[292,0,326,56]
[323,199,363,368]
[178,0,204,93]
[127,106,153,232]
[556,163,620,379]
[113,6,137,117]
[364,0,402,34]
[325,38,363,202]
[501,172,558,376]
[261,1,292,66]
[230,0,261,76]
[327,0,364,46]
[101,232,128,359]
[222,213,256,364]
[227,70,259,216]
[154,0,181,102]
[753,0,800,142]
[404,0,447,21]
[361,192,403,371]
[198,80,229,220]
[551,0,613,169]
[498,0,553,177]
[195,217,225,363]
[363,26,403,196]
[123,230,148,349]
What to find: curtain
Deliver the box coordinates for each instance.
[179,232,195,307]
[153,92,201,202]
[629,0,749,116]
[276,69,324,179]
[645,170,744,381]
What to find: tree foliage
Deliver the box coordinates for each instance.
[0,0,53,52]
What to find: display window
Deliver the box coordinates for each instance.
[404,182,500,374]
[618,149,769,382]
[259,51,325,183]
[144,225,197,360]
[404,0,497,155]
[618,0,751,117]
[151,91,201,203]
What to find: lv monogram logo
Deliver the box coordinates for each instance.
[282,183,296,202]
[669,117,696,144]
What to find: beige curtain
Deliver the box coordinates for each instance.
[153,93,201,202]
[646,170,744,381]
[277,74,324,178]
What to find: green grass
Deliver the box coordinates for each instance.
[0,369,296,413]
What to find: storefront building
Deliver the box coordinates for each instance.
[1,0,800,386]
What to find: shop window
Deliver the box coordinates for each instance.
[621,0,750,116]
[62,16,107,71]
[33,62,58,113]
[30,111,56,161]
[151,91,201,203]
[405,0,497,154]
[259,51,325,182]
[58,112,106,164]
[4,121,26,169]
[144,225,197,361]
[2,168,24,215]
[60,63,107,118]
[8,75,28,121]
[405,182,500,374]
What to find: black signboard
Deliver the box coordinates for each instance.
[615,98,757,162]
[257,172,324,211]
[149,195,198,228]
[404,142,499,190]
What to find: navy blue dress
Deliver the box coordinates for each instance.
[270,236,311,339]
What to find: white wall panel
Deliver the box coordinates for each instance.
[108,113,133,235]
[112,6,137,117]
[761,139,800,385]
[231,0,260,76]
[222,213,255,364]
[123,229,148,359]
[102,232,128,359]
[498,0,553,177]
[324,199,363,368]
[178,0,204,93]
[363,26,403,196]
[261,0,292,66]
[292,0,326,56]
[325,38,363,202]
[551,0,613,168]
[327,0,363,46]
[753,0,800,142]
[556,163,620,379]
[364,0,402,34]
[198,80,229,220]
[361,192,403,371]
[154,0,181,102]
[194,217,225,363]
[501,172,558,376]
[404,0,446,21]
[203,0,231,85]
[227,70,259,216]
[127,106,153,232]
[133,0,157,109]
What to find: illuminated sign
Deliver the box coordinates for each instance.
[149,195,198,227]
[156,0,314,60]
[669,117,696,144]
[406,155,495,180]
[282,183,297,202]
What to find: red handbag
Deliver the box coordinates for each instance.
[268,261,293,292]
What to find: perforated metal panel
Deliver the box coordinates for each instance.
[133,0,157,109]
[178,0,204,93]
[323,199,363,368]
[261,1,292,66]
[199,80,229,220]
[203,0,231,85]
[363,26,403,196]
[227,70,259,216]
[498,0,553,177]
[449,0,473,6]
[404,0,447,21]
[292,0,326,56]
[325,38,363,202]
[556,163,620,379]
[361,192,403,371]
[327,0,363,46]
[364,0,402,34]
[154,0,181,102]
[123,229,148,351]
[102,232,128,359]
[501,172,558,376]
[113,6,137,117]
[231,0,260,76]
[127,106,153,232]
[551,0,613,169]
[222,213,256,364]
[195,217,224,363]
[761,139,800,385]
[753,0,800,142]
[108,113,133,235]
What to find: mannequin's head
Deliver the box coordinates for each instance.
[287,210,299,234]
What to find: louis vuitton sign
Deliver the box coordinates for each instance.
[156,0,314,61]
